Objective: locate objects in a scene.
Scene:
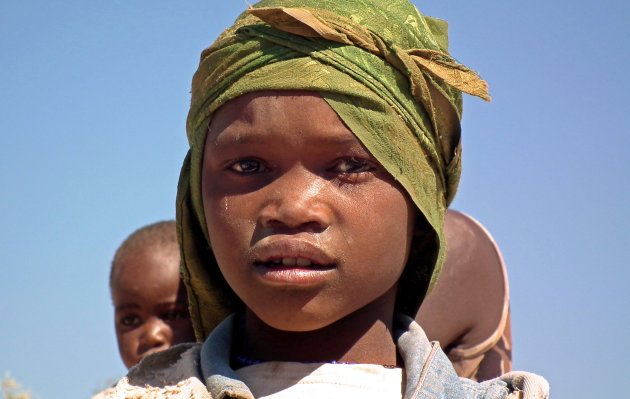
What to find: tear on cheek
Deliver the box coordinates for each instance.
[223,198,230,214]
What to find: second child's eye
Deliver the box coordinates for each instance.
[229,159,268,174]
[162,310,190,322]
[120,314,141,327]
[335,158,374,174]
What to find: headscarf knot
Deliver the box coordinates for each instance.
[249,6,489,191]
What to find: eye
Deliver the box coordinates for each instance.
[162,310,190,322]
[228,159,268,174]
[334,157,374,174]
[119,314,141,328]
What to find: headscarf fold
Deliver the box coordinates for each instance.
[177,0,489,340]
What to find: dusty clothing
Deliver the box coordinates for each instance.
[236,362,404,398]
[177,0,491,339]
[103,315,548,399]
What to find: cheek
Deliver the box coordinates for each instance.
[171,323,196,345]
[344,185,414,266]
[116,330,140,367]
[371,204,413,297]
[204,194,259,287]
[116,328,138,349]
[203,172,250,232]
[205,196,250,249]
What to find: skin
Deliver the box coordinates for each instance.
[201,90,416,366]
[111,244,196,369]
[418,210,511,380]
[419,210,505,347]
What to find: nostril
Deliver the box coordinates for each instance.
[300,221,327,234]
[258,172,333,230]
[261,219,327,234]
[138,319,170,351]
[138,336,169,358]
[259,200,332,232]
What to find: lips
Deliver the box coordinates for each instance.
[249,239,336,285]
[256,257,334,270]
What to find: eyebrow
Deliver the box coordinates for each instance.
[115,300,188,312]
[212,128,363,148]
[156,300,189,307]
[114,304,141,312]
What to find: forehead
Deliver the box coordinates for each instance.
[207,90,359,147]
[112,244,180,288]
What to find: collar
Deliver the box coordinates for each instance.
[199,314,507,399]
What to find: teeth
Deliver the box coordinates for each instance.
[270,258,313,267]
[296,258,312,266]
[282,258,296,266]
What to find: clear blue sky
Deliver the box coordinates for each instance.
[1,1,628,397]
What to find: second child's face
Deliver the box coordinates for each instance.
[111,245,196,369]
[202,91,415,332]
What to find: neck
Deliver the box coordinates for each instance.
[236,287,400,367]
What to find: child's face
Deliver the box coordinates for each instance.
[111,245,195,369]
[201,90,415,332]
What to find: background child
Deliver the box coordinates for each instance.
[109,220,196,369]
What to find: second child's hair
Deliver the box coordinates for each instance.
[110,220,177,287]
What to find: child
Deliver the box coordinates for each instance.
[105,1,548,397]
[109,220,196,369]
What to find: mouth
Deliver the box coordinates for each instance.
[250,239,337,285]
[254,257,335,270]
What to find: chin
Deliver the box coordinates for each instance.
[252,304,343,333]
[272,319,331,332]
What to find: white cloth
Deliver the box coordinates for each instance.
[235,362,403,399]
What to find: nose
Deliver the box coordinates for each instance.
[259,167,332,232]
[138,317,170,355]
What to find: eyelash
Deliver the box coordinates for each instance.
[333,157,374,174]
[228,159,269,174]
[117,310,190,329]
[161,310,190,321]
[120,314,141,327]
[225,157,375,180]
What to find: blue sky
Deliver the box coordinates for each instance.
[1,1,628,398]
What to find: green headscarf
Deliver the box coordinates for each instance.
[177,0,489,340]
